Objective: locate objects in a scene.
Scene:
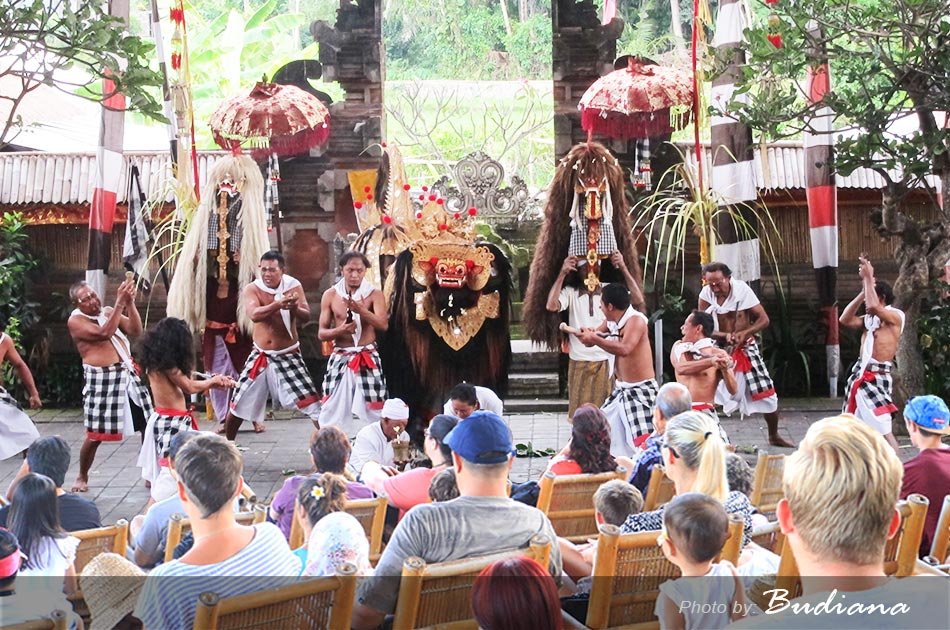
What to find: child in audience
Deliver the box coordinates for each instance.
[8,473,79,596]
[428,467,460,502]
[471,557,562,630]
[655,493,747,630]
[0,529,81,629]
[297,474,371,577]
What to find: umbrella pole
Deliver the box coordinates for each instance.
[691,0,704,190]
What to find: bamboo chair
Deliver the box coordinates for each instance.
[749,520,785,555]
[239,483,257,510]
[749,452,785,519]
[928,494,950,564]
[391,534,552,630]
[2,610,69,630]
[536,467,627,542]
[642,466,675,511]
[192,562,357,630]
[164,505,266,563]
[70,519,129,573]
[289,496,387,561]
[585,515,744,630]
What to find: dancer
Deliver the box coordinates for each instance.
[699,262,794,447]
[0,329,41,460]
[136,317,234,499]
[67,279,152,492]
[318,252,389,434]
[572,283,657,458]
[225,251,321,439]
[840,256,904,453]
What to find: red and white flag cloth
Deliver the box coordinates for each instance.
[602,0,618,24]
[87,0,129,297]
[804,20,840,397]
[710,0,760,290]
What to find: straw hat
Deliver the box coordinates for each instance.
[79,553,146,630]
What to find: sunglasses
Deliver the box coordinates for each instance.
[660,440,679,459]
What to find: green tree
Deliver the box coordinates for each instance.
[725,0,949,399]
[0,0,164,149]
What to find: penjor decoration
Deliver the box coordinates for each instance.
[351,146,512,426]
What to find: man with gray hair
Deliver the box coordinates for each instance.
[629,382,692,493]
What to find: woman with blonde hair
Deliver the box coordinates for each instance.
[619,411,753,543]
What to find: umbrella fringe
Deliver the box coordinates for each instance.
[580,107,692,140]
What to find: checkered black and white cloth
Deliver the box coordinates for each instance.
[321,346,387,406]
[151,409,198,462]
[844,359,897,416]
[82,363,153,440]
[568,219,618,258]
[206,195,244,254]
[232,346,320,410]
[602,378,658,443]
[733,339,776,401]
[0,385,22,411]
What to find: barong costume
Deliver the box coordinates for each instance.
[843,305,905,435]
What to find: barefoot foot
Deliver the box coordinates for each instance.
[253,421,266,434]
[71,478,89,493]
[768,435,795,448]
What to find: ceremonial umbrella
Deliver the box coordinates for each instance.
[209,81,330,159]
[579,57,693,140]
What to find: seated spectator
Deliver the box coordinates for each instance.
[361,415,458,518]
[351,411,562,629]
[428,468,460,502]
[130,430,197,568]
[80,552,145,630]
[546,404,635,476]
[444,382,504,419]
[900,395,950,556]
[732,415,939,628]
[269,426,373,539]
[629,383,692,494]
[297,475,371,577]
[622,411,752,544]
[349,398,410,475]
[133,434,300,629]
[655,493,747,629]
[726,453,769,529]
[0,436,101,531]
[0,528,81,629]
[594,479,643,528]
[471,557,563,630]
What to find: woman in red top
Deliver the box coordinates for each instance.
[546,404,635,476]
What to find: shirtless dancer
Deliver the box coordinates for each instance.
[671,310,736,440]
[840,256,904,453]
[0,329,41,460]
[137,317,235,499]
[225,251,321,440]
[68,279,153,492]
[573,283,657,458]
[318,252,389,435]
[699,262,794,448]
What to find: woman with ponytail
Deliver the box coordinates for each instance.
[619,411,753,544]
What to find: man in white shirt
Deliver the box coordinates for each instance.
[443,383,503,419]
[350,397,410,475]
[546,251,644,416]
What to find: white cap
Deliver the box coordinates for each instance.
[381,398,409,420]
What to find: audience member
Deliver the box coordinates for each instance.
[297,474,371,577]
[9,473,79,595]
[733,415,939,628]
[594,479,643,528]
[351,411,562,628]
[546,404,635,476]
[443,382,504,419]
[269,426,373,539]
[80,552,145,630]
[900,395,950,556]
[349,398,410,475]
[471,557,563,630]
[362,415,458,518]
[629,383,692,494]
[428,467,460,502]
[133,434,300,629]
[655,493,747,629]
[726,453,769,529]
[0,436,101,531]
[130,430,197,568]
[0,528,81,629]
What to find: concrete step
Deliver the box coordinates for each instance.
[507,372,560,398]
[506,398,569,414]
[511,351,560,372]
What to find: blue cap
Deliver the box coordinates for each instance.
[443,411,515,464]
[905,395,950,435]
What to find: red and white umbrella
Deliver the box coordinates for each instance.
[209,82,330,159]
[579,57,693,140]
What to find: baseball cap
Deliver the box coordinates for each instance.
[444,411,515,464]
[904,395,950,434]
[381,398,410,421]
